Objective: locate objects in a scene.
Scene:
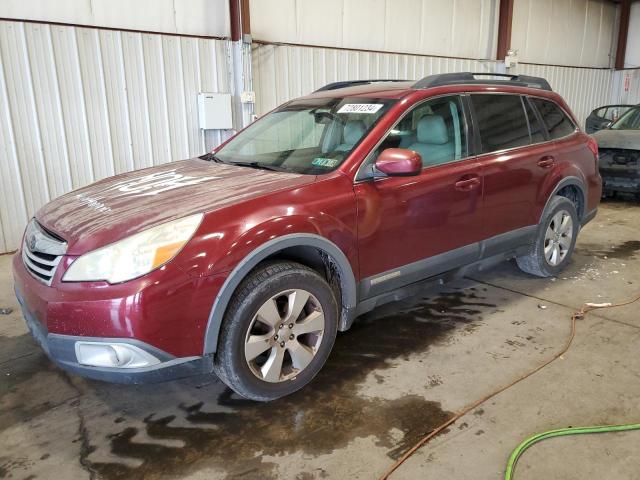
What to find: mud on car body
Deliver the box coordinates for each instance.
[14,72,601,401]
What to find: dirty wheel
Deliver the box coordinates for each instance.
[213,261,338,401]
[516,195,579,278]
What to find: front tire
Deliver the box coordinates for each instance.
[516,195,579,278]
[213,261,338,401]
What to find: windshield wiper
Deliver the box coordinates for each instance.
[229,161,291,172]
[199,152,226,163]
[201,153,292,172]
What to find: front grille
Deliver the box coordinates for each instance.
[22,220,67,286]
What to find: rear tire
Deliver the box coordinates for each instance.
[213,261,338,401]
[516,195,579,278]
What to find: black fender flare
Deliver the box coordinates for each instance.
[540,176,587,222]
[202,233,357,354]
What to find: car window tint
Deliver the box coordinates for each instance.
[524,98,545,144]
[530,98,576,140]
[471,94,530,153]
[366,95,468,171]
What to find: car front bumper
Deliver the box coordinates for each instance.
[15,286,213,383]
[12,248,222,384]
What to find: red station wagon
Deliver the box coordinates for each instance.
[14,73,601,401]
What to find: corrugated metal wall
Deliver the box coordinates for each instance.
[611,69,640,105]
[512,0,618,68]
[250,0,499,60]
[249,0,618,69]
[627,2,640,69]
[1,0,230,38]
[252,43,615,128]
[0,20,233,253]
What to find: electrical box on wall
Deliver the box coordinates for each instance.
[198,93,233,129]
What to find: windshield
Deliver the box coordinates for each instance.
[610,106,640,130]
[214,97,396,174]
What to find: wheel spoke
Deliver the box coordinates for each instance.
[285,290,310,323]
[545,227,555,242]
[245,333,274,362]
[292,310,325,336]
[261,347,285,382]
[287,339,314,371]
[256,298,282,327]
[544,240,554,256]
[552,212,563,232]
[559,214,572,234]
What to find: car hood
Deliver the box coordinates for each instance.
[36,158,314,254]
[592,129,640,149]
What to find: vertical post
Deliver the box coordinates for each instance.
[496,0,514,61]
[615,0,631,70]
[228,0,253,131]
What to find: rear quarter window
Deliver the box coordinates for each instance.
[523,99,546,143]
[471,94,531,154]
[530,98,576,140]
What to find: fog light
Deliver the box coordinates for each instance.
[75,342,161,368]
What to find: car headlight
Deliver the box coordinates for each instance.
[63,213,203,283]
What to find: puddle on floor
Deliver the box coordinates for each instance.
[576,240,640,260]
[2,287,497,480]
[0,334,61,431]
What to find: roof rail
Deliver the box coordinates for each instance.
[314,79,408,92]
[413,72,552,91]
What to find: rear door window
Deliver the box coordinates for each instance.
[530,98,576,139]
[471,94,531,154]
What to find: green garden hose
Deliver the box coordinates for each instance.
[505,423,640,480]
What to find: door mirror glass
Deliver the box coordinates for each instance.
[375,148,422,176]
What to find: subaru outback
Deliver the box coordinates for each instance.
[14,72,601,401]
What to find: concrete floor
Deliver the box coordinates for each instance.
[2,200,640,480]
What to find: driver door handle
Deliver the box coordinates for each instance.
[455,176,481,191]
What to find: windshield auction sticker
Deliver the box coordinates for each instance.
[312,158,339,168]
[337,103,384,114]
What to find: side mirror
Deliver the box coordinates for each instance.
[374,148,422,177]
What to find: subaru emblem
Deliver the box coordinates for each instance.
[28,234,37,251]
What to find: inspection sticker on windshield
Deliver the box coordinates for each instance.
[338,103,384,114]
[312,158,339,168]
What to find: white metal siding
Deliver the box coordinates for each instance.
[0,0,230,38]
[511,0,618,68]
[611,69,640,106]
[625,2,640,69]
[0,20,233,253]
[252,43,615,128]
[250,0,499,60]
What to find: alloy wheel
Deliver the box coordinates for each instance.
[244,289,325,383]
[544,210,573,266]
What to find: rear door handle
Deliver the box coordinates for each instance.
[454,176,481,191]
[537,156,555,168]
